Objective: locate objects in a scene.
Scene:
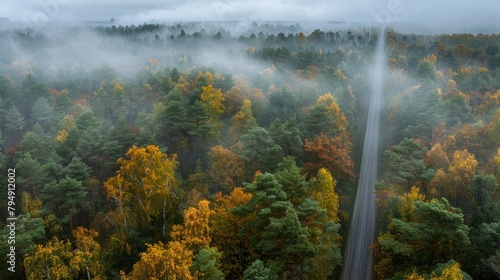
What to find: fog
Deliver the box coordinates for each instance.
[2,0,500,34]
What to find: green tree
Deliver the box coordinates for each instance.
[374,198,471,279]
[243,260,271,280]
[301,104,335,140]
[156,90,189,155]
[470,174,498,224]
[240,127,283,176]
[16,129,52,163]
[191,247,225,280]
[5,106,25,145]
[229,99,258,143]
[31,97,54,129]
[274,157,309,206]
[41,177,89,233]
[383,138,435,193]
[269,117,303,162]
[233,173,315,278]
[296,198,342,279]
[15,153,47,196]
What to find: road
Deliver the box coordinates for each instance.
[341,26,386,280]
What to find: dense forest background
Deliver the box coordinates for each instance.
[0,22,499,279]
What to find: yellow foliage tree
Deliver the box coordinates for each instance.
[312,168,340,223]
[171,200,213,251]
[430,262,463,280]
[208,145,244,192]
[229,99,257,143]
[399,186,425,222]
[73,227,106,280]
[211,187,255,277]
[425,143,450,171]
[24,238,77,280]
[316,93,348,132]
[104,145,179,236]
[129,241,193,280]
[21,192,42,217]
[429,149,477,204]
[201,84,225,137]
[55,115,76,143]
[405,269,425,280]
[201,84,224,120]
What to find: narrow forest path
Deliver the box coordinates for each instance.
[342,26,386,280]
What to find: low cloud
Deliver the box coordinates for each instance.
[1,0,499,34]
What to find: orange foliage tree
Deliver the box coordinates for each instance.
[211,187,256,278]
[304,133,355,180]
[208,145,244,193]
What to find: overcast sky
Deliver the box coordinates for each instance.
[1,0,499,33]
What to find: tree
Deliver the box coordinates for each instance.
[425,143,450,171]
[470,174,497,224]
[0,204,44,279]
[301,103,335,140]
[315,93,348,133]
[310,168,340,223]
[211,187,255,278]
[489,107,500,147]
[188,100,213,161]
[243,260,271,280]
[229,99,257,143]
[233,173,315,278]
[16,130,51,163]
[383,138,434,193]
[483,250,500,278]
[191,247,225,280]
[200,84,225,137]
[129,241,193,280]
[155,90,189,154]
[223,86,244,117]
[240,127,283,176]
[104,145,179,237]
[5,106,25,145]
[171,200,213,251]
[72,227,106,280]
[267,88,296,122]
[429,149,478,206]
[19,74,50,115]
[470,223,500,278]
[53,89,73,117]
[274,157,309,206]
[15,153,47,196]
[63,157,92,186]
[430,261,470,280]
[415,55,436,79]
[304,133,355,180]
[374,198,471,279]
[269,117,303,162]
[295,198,342,279]
[31,97,54,129]
[24,238,78,280]
[208,145,244,193]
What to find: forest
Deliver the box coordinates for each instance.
[0,21,499,279]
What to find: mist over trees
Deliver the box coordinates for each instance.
[0,21,499,279]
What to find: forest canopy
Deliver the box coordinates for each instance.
[0,22,499,279]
